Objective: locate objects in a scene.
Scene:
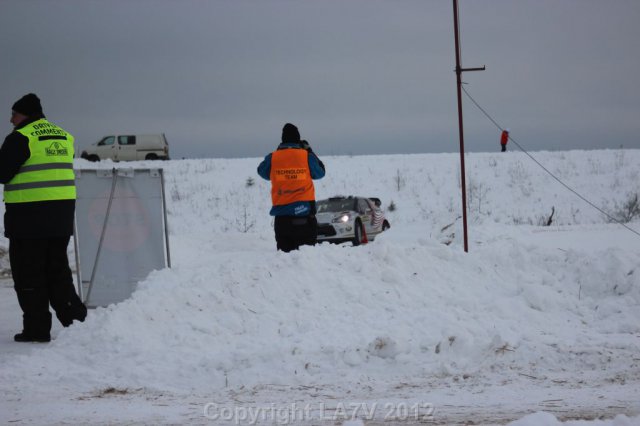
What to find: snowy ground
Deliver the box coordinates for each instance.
[0,149,639,425]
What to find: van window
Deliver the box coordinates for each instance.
[118,136,136,145]
[98,136,115,146]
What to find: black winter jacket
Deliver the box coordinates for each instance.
[0,117,75,239]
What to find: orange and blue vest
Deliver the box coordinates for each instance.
[257,144,325,216]
[270,148,315,206]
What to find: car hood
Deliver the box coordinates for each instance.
[316,211,351,223]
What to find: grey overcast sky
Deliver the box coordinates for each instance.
[1,0,639,159]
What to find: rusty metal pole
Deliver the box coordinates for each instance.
[452,0,484,252]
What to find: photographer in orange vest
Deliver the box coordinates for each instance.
[258,123,325,252]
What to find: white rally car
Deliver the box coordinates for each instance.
[316,196,390,246]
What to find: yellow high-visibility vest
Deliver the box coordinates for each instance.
[4,119,76,203]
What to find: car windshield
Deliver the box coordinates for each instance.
[317,199,357,213]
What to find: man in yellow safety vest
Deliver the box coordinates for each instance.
[0,93,86,343]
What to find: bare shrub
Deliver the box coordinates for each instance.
[236,206,255,233]
[467,179,489,215]
[537,206,555,226]
[609,193,640,223]
[394,169,405,192]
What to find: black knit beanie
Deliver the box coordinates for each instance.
[281,123,301,144]
[12,93,44,118]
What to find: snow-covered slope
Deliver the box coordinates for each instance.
[1,149,639,425]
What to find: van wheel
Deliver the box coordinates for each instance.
[87,155,100,162]
[145,153,159,160]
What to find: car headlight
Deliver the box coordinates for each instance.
[332,214,350,223]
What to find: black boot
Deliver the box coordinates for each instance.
[14,332,51,343]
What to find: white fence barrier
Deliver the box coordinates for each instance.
[74,168,170,307]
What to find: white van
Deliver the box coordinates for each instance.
[80,134,170,161]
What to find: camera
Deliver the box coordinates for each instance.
[300,140,312,152]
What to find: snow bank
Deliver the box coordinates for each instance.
[2,229,638,397]
[1,149,639,424]
[508,411,639,425]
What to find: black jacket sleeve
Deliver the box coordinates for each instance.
[0,131,30,184]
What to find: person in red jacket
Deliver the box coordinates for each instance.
[500,129,510,152]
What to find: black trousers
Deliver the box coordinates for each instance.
[10,236,86,337]
[274,216,318,252]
